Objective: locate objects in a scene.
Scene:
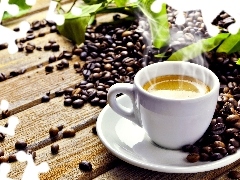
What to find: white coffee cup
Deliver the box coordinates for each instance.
[107,61,220,149]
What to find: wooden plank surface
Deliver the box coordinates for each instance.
[1,1,240,180]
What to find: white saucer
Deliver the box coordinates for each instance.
[96,95,240,173]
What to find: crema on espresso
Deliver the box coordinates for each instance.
[143,75,210,99]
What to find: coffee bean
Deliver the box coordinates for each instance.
[44,43,52,51]
[74,62,81,69]
[36,46,42,51]
[26,34,35,41]
[41,95,50,102]
[186,153,200,163]
[55,89,64,97]
[15,140,27,150]
[0,156,9,163]
[63,129,76,138]
[38,31,45,37]
[8,154,17,163]
[51,144,59,154]
[50,25,57,32]
[63,51,72,59]
[57,124,64,131]
[64,98,72,106]
[51,43,60,51]
[79,160,92,171]
[25,44,35,53]
[56,63,64,70]
[45,65,54,72]
[49,55,56,63]
[49,126,59,137]
[211,123,226,135]
[228,170,240,179]
[0,149,4,156]
[2,110,10,118]
[13,27,20,32]
[0,133,5,141]
[61,59,69,68]
[72,99,84,108]
[211,153,223,161]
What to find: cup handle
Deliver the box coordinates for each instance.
[107,83,142,127]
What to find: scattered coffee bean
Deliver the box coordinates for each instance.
[0,133,5,141]
[55,89,64,97]
[8,154,17,163]
[61,59,69,68]
[92,126,97,135]
[64,98,72,106]
[57,124,64,131]
[0,149,4,156]
[51,144,59,154]
[49,55,57,63]
[74,62,81,69]
[44,43,52,51]
[63,129,76,138]
[0,156,9,163]
[2,110,10,118]
[51,43,60,51]
[45,65,54,72]
[15,140,27,150]
[41,95,50,102]
[49,126,59,137]
[79,160,92,171]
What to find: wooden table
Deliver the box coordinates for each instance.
[1,0,240,179]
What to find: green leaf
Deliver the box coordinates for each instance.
[57,15,91,45]
[167,33,230,61]
[58,3,103,44]
[3,0,32,20]
[138,1,170,48]
[236,58,240,65]
[114,0,128,7]
[83,0,106,5]
[217,31,240,54]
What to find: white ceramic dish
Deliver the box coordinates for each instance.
[96,95,240,173]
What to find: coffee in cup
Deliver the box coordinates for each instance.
[143,75,210,99]
[107,61,220,149]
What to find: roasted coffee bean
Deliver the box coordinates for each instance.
[0,73,6,81]
[57,124,64,131]
[51,43,60,51]
[41,95,50,102]
[61,59,69,68]
[49,126,59,137]
[2,110,10,118]
[0,43,8,50]
[186,153,200,163]
[200,153,210,161]
[49,55,56,63]
[15,140,27,150]
[44,43,52,51]
[72,99,84,108]
[64,98,72,106]
[229,138,240,148]
[26,34,35,40]
[98,99,107,107]
[56,63,64,70]
[227,145,237,155]
[63,129,76,138]
[45,65,54,72]
[211,123,226,135]
[0,149,4,156]
[51,144,59,154]
[79,160,92,171]
[211,153,223,161]
[38,31,45,37]
[18,43,24,51]
[0,133,5,141]
[74,62,81,69]
[55,89,64,97]
[25,44,35,53]
[63,51,73,59]
[13,27,20,32]
[36,46,42,51]
[0,156,9,163]
[8,154,17,163]
[113,14,121,21]
[50,25,57,32]
[92,126,97,135]
[228,170,240,179]
[64,88,74,95]
[226,114,240,123]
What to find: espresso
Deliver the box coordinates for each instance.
[143,75,210,99]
